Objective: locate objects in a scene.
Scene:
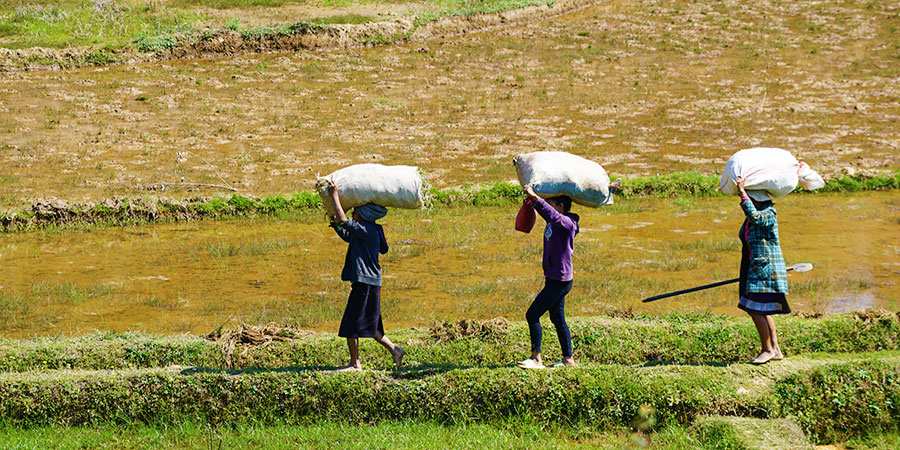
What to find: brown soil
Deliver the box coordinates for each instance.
[0,0,897,211]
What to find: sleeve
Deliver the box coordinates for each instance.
[740,199,776,227]
[531,197,577,231]
[377,225,389,255]
[329,221,352,242]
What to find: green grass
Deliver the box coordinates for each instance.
[2,312,899,372]
[0,421,593,450]
[0,420,817,450]
[0,1,200,50]
[0,282,116,330]
[3,421,898,449]
[200,238,302,259]
[29,281,114,305]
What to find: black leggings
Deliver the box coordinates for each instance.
[525,278,573,357]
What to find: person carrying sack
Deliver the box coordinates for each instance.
[734,176,790,365]
[517,185,581,369]
[326,180,405,371]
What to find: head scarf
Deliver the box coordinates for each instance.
[354,204,387,222]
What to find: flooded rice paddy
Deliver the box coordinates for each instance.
[1,191,896,337]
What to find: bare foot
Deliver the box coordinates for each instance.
[335,364,362,372]
[392,347,405,369]
[772,349,784,361]
[751,351,775,365]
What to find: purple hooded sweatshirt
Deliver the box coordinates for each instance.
[532,197,580,282]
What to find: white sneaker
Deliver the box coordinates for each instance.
[517,359,544,369]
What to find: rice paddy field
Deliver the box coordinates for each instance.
[1,0,899,448]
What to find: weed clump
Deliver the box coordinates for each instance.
[430,318,510,342]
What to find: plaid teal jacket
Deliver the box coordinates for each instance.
[740,199,788,294]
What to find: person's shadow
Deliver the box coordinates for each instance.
[180,363,517,378]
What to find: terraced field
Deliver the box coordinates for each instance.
[1,0,899,448]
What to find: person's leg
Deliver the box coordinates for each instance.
[548,281,574,366]
[374,332,405,369]
[523,283,557,366]
[337,283,366,371]
[748,312,775,364]
[766,315,783,360]
[337,338,362,371]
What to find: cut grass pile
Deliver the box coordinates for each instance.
[2,171,897,232]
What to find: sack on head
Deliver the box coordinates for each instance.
[719,147,825,200]
[316,164,430,218]
[513,151,613,208]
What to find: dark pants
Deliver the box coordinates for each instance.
[525,278,573,357]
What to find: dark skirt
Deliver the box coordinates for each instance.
[738,292,791,316]
[338,282,385,338]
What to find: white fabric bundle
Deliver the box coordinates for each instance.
[513,151,613,207]
[316,164,428,217]
[719,147,825,200]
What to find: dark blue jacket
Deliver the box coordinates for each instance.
[331,219,389,286]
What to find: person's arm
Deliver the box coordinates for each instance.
[523,185,577,231]
[326,180,353,241]
[735,177,776,226]
[327,180,347,223]
[377,225,389,255]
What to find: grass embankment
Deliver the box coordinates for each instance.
[0,0,559,69]
[1,312,899,444]
[0,354,898,444]
[2,171,897,232]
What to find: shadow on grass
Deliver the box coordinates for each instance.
[638,360,746,368]
[180,363,513,378]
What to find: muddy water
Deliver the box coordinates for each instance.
[1,0,898,209]
[1,191,896,337]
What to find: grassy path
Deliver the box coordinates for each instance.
[2,312,899,371]
[0,350,898,444]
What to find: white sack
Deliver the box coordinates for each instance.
[316,164,428,217]
[719,147,825,199]
[513,151,612,208]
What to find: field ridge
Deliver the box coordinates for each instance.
[2,171,897,232]
[0,0,596,71]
